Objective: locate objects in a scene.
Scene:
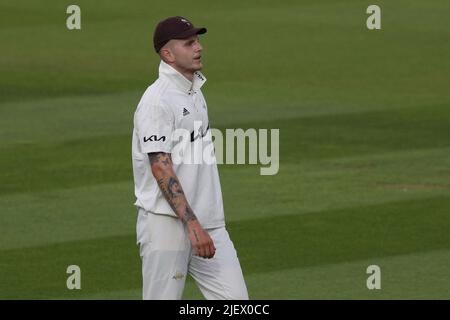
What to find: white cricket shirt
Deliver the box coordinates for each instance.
[132,61,225,229]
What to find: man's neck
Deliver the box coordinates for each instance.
[180,70,194,82]
[168,63,194,82]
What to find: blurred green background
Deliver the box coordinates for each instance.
[1,0,449,299]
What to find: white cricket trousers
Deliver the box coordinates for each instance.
[136,208,249,300]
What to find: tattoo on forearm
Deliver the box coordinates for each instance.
[192,229,200,242]
[161,156,170,166]
[148,152,162,165]
[182,205,197,224]
[168,177,184,197]
[155,174,197,224]
[148,152,172,166]
[156,178,179,210]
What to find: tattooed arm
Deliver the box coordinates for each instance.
[148,152,216,258]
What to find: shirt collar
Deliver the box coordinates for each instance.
[158,60,207,94]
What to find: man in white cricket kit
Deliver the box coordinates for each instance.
[132,16,249,300]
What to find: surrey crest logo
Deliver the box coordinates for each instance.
[180,18,191,26]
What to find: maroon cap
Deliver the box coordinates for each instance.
[153,16,207,53]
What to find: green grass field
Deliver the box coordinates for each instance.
[1,0,450,299]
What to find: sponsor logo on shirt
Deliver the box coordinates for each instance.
[143,135,166,142]
[194,72,204,81]
[190,123,209,142]
[182,108,190,116]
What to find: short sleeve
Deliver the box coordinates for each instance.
[135,103,174,154]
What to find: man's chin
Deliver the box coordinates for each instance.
[193,61,203,71]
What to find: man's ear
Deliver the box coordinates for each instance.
[160,47,174,63]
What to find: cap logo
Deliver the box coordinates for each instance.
[180,18,191,26]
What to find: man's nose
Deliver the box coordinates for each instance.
[195,42,202,52]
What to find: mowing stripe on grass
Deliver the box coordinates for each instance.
[1,195,449,298]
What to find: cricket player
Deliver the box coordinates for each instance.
[131,16,249,300]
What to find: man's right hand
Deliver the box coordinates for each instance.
[187,220,216,259]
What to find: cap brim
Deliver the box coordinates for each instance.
[174,27,207,40]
